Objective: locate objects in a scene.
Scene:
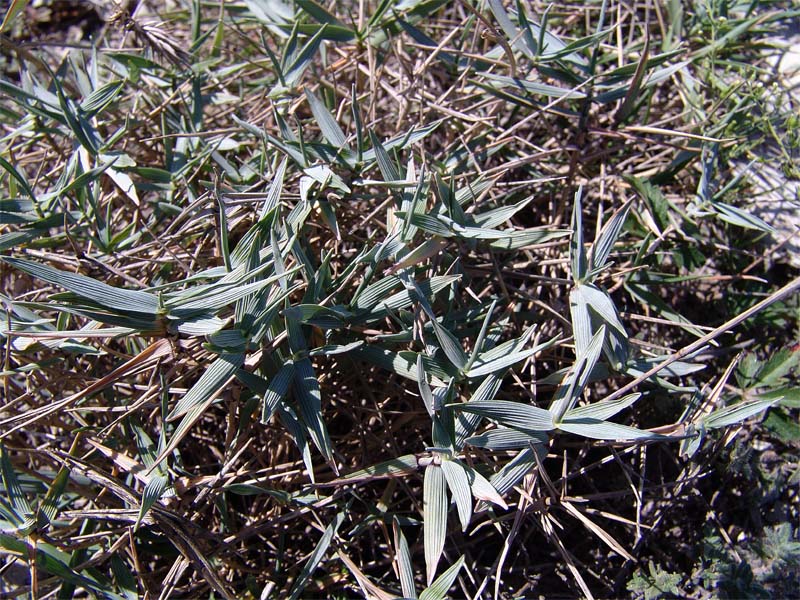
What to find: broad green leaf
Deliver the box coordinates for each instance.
[441,459,472,532]
[451,400,555,431]
[424,464,448,585]
[758,347,800,387]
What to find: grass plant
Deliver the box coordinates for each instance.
[0,0,798,597]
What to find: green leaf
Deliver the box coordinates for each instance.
[465,335,557,378]
[424,464,448,585]
[393,517,417,598]
[2,257,159,315]
[450,400,555,431]
[481,73,588,100]
[590,200,631,272]
[549,325,606,420]
[333,454,419,483]
[466,427,547,451]
[563,393,642,422]
[288,511,346,600]
[758,348,800,387]
[137,473,169,531]
[294,357,335,465]
[703,398,778,430]
[420,555,465,600]
[558,418,665,441]
[441,459,472,532]
[305,89,349,149]
[571,186,588,282]
[0,445,33,529]
[464,464,507,509]
[0,0,29,33]
[168,353,244,420]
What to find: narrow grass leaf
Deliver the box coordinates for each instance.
[441,459,472,531]
[368,130,400,181]
[464,299,498,373]
[550,325,606,420]
[282,24,328,88]
[137,473,168,531]
[0,0,27,33]
[564,393,642,422]
[614,32,650,124]
[558,418,665,441]
[0,445,32,527]
[353,275,400,310]
[0,155,36,201]
[466,335,556,378]
[712,201,774,232]
[466,427,548,451]
[168,353,243,421]
[451,400,555,431]
[703,398,778,430]
[294,357,335,466]
[455,374,501,446]
[305,89,348,149]
[288,511,346,600]
[578,283,627,338]
[424,464,448,585]
[80,80,125,117]
[393,517,417,599]
[420,555,465,600]
[327,455,419,485]
[590,200,631,272]
[571,187,588,281]
[481,73,588,99]
[487,447,544,498]
[417,354,435,416]
[2,257,159,315]
[464,464,508,509]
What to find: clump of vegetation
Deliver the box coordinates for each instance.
[0,1,798,598]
